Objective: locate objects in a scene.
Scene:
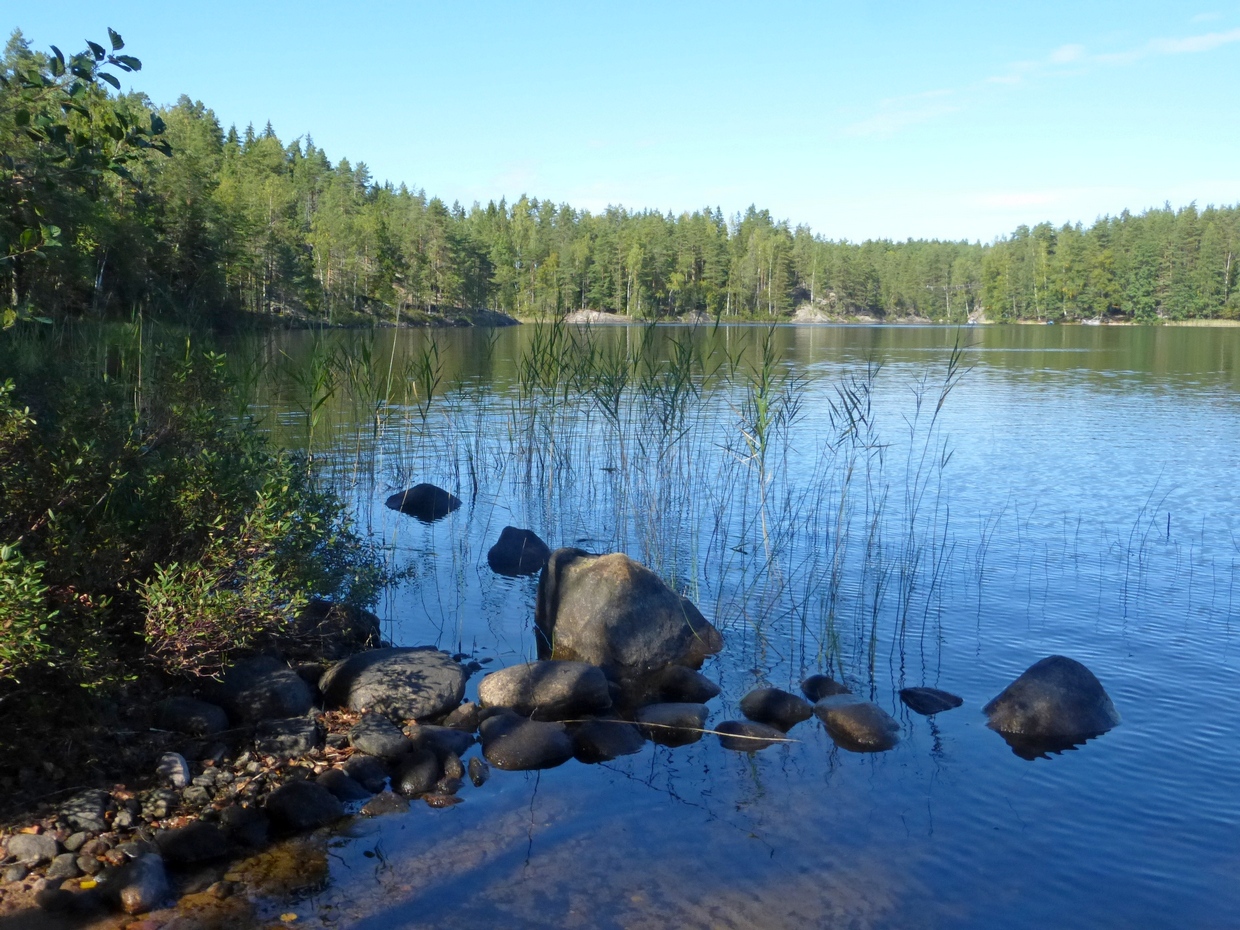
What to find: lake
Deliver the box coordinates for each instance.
[240,323,1240,929]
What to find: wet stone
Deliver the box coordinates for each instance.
[155,696,230,736]
[486,525,552,576]
[479,714,575,771]
[361,791,409,817]
[107,853,170,915]
[255,716,323,757]
[393,750,441,797]
[405,723,477,760]
[900,687,964,716]
[385,483,462,522]
[478,660,612,720]
[716,720,788,752]
[316,768,374,803]
[349,714,412,759]
[342,754,390,794]
[648,665,721,704]
[635,702,709,747]
[739,688,814,732]
[814,694,901,752]
[442,752,465,781]
[7,833,58,865]
[154,821,229,865]
[802,674,851,701]
[265,780,344,832]
[468,756,490,787]
[572,718,646,763]
[442,701,482,731]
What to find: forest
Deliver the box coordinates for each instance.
[2,29,1237,328]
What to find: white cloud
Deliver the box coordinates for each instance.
[1148,27,1240,54]
[1049,43,1086,63]
[1190,12,1222,23]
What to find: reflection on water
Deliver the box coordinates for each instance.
[220,324,1239,929]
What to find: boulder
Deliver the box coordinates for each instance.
[814,695,901,752]
[59,790,109,834]
[801,674,851,701]
[349,714,412,759]
[983,656,1120,755]
[213,656,314,724]
[634,702,709,747]
[154,697,229,736]
[153,822,229,865]
[478,660,611,720]
[393,750,442,797]
[156,752,191,789]
[361,792,409,817]
[468,757,490,787]
[343,755,390,794]
[284,598,383,661]
[220,805,269,848]
[535,548,723,677]
[7,833,58,865]
[442,701,482,731]
[739,688,813,731]
[106,853,169,915]
[479,713,575,770]
[404,724,477,760]
[255,716,323,757]
[572,718,647,763]
[265,780,344,832]
[316,768,374,803]
[647,666,721,704]
[899,687,964,716]
[319,647,467,721]
[716,719,789,752]
[385,483,461,523]
[487,526,551,576]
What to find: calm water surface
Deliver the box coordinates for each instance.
[245,324,1240,929]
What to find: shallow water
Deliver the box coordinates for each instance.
[242,323,1240,929]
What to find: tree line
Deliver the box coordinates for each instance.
[3,31,1237,326]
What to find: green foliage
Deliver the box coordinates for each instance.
[0,329,388,685]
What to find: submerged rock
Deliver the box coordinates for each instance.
[983,655,1120,757]
[635,702,709,747]
[801,674,851,702]
[646,665,721,704]
[739,688,813,731]
[900,687,964,716]
[572,718,647,763]
[468,756,490,787]
[214,656,314,724]
[265,780,344,832]
[361,791,409,817]
[487,526,551,576]
[320,647,467,721]
[404,724,476,760]
[715,720,788,752]
[478,660,611,720]
[385,483,461,523]
[535,548,723,677]
[479,713,575,770]
[393,750,442,797]
[316,768,374,802]
[814,695,901,752]
[343,754,391,794]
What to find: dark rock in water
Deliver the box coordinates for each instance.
[157,752,191,788]
[105,853,170,915]
[983,656,1120,750]
[487,526,551,576]
[442,752,466,782]
[45,853,80,881]
[572,718,647,763]
[60,789,109,834]
[385,483,461,522]
[442,701,482,731]
[214,656,314,724]
[316,768,374,802]
[635,702,709,747]
[393,750,441,797]
[154,822,229,865]
[320,647,467,722]
[814,695,901,752]
[220,805,268,847]
[900,687,964,716]
[648,665,721,704]
[155,697,229,736]
[343,755,390,794]
[405,724,477,760]
[801,674,851,701]
[739,688,813,732]
[478,660,611,720]
[535,548,723,677]
[349,714,412,759]
[479,713,575,770]
[361,791,409,817]
[265,780,344,832]
[255,716,323,757]
[286,597,383,661]
[7,833,58,864]
[468,756,490,787]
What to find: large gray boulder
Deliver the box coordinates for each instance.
[814,695,901,752]
[535,549,722,677]
[983,655,1120,742]
[319,647,467,722]
[213,656,314,724]
[478,660,611,720]
[385,483,461,523]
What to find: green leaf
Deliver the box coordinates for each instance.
[99,71,121,90]
[50,45,65,75]
[112,54,142,72]
[14,109,29,127]
[150,113,166,134]
[108,28,124,51]
[86,40,106,61]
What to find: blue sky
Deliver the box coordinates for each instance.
[6,1,1239,242]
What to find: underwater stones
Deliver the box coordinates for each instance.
[639,665,721,705]
[739,688,813,732]
[814,695,901,752]
[535,548,723,677]
[214,656,314,724]
[343,754,391,794]
[319,647,467,721]
[487,526,551,576]
[349,714,412,759]
[154,697,229,736]
[983,655,1120,755]
[635,702,709,747]
[899,687,964,716]
[393,750,442,797]
[385,483,461,523]
[478,660,611,720]
[255,716,323,757]
[316,768,374,803]
[801,674,851,702]
[361,791,409,817]
[265,780,344,832]
[571,718,647,763]
[715,720,788,752]
[404,724,476,760]
[479,713,575,771]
